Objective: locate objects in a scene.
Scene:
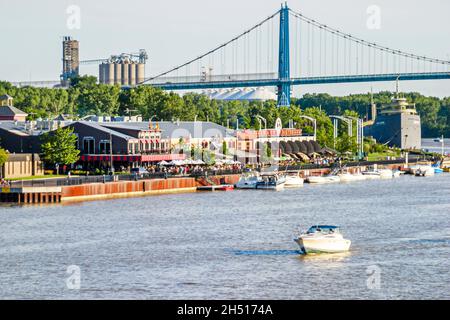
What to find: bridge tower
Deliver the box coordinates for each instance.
[277,3,291,107]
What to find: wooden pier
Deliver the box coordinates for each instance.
[0,187,62,204]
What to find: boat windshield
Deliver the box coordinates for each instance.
[306,225,340,234]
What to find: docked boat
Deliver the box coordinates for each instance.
[284,171,304,188]
[415,166,435,177]
[433,137,444,143]
[294,225,351,254]
[306,175,340,184]
[361,170,382,180]
[379,169,395,179]
[235,173,262,189]
[338,171,366,182]
[256,173,286,190]
[392,170,402,178]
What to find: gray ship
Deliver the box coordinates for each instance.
[365,91,421,150]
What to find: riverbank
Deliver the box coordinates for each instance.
[1,159,417,204]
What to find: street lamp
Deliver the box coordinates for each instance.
[298,115,317,141]
[344,116,364,159]
[255,115,267,130]
[330,115,352,150]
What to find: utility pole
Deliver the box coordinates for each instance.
[110,131,114,174]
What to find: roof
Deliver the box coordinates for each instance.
[0,121,40,136]
[67,121,137,140]
[0,94,13,100]
[54,114,72,121]
[99,121,235,139]
[0,105,28,116]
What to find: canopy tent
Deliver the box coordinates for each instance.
[304,141,316,155]
[311,140,323,153]
[288,141,300,153]
[296,152,310,161]
[158,160,170,165]
[296,141,308,154]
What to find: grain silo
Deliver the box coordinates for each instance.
[121,63,129,85]
[104,63,114,85]
[99,64,105,84]
[98,50,147,86]
[114,63,122,85]
[128,62,136,86]
[136,63,145,84]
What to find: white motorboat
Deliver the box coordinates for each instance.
[235,173,261,189]
[361,170,382,180]
[415,166,435,177]
[392,170,402,178]
[378,169,394,179]
[306,175,340,184]
[338,172,366,182]
[284,171,304,188]
[256,173,286,190]
[294,225,351,254]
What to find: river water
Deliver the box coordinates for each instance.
[1,172,449,299]
[422,138,450,155]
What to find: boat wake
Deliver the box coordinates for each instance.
[228,249,303,256]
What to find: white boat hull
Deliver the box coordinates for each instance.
[235,181,258,189]
[338,173,366,182]
[306,176,340,184]
[295,237,351,254]
[256,182,285,190]
[284,176,304,187]
[362,173,381,180]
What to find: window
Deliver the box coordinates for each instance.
[99,140,111,154]
[83,137,95,154]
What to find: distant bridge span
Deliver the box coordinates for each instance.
[151,72,450,91]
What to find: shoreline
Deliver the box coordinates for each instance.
[0,160,417,204]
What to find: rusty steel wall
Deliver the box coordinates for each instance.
[196,175,241,186]
[61,178,196,198]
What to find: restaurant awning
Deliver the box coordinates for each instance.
[80,154,186,162]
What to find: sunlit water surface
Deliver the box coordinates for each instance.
[0,173,449,299]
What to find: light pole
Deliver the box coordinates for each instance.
[330,115,352,150]
[109,130,114,174]
[298,115,317,141]
[255,115,267,130]
[345,116,364,159]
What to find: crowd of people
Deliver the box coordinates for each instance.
[141,163,244,176]
[0,178,11,187]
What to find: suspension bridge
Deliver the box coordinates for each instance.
[141,3,450,106]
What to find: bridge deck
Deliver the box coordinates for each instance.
[150,72,450,90]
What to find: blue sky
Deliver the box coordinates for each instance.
[0,0,449,97]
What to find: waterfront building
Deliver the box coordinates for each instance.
[235,121,317,163]
[0,121,41,153]
[1,153,44,179]
[100,121,237,158]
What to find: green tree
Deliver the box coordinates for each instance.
[222,141,228,156]
[41,127,80,174]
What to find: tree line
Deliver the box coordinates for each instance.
[1,75,449,140]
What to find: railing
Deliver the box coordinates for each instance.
[8,169,244,188]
